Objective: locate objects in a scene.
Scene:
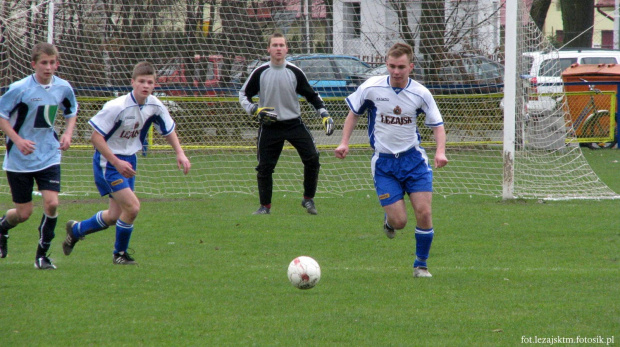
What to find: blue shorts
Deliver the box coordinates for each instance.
[93,153,136,197]
[371,146,433,207]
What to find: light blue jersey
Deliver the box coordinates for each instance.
[0,74,78,172]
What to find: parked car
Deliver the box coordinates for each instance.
[522,49,620,115]
[236,54,372,97]
[286,54,371,93]
[349,63,424,88]
[349,53,503,95]
[156,54,243,97]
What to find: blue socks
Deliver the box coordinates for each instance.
[114,220,133,254]
[73,211,108,238]
[414,227,434,268]
[72,213,134,254]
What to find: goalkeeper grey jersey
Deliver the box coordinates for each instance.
[239,61,325,121]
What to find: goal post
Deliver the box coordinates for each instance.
[502,0,518,200]
[0,0,617,200]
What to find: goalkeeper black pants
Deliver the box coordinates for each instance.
[255,118,321,206]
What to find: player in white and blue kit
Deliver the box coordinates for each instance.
[0,43,78,269]
[335,43,448,278]
[62,62,191,265]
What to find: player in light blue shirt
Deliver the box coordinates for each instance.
[335,43,448,278]
[0,42,78,269]
[62,61,191,265]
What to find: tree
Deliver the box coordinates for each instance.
[419,0,446,84]
[560,0,594,48]
[529,0,551,32]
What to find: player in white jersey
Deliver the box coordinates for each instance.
[335,43,448,278]
[0,43,78,269]
[62,62,191,265]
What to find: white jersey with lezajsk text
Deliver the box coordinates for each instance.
[89,92,175,156]
[0,74,78,172]
[345,75,443,154]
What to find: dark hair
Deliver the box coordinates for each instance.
[387,43,413,63]
[132,61,156,79]
[32,43,58,63]
[268,32,287,46]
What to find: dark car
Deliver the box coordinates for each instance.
[285,54,371,94]
[237,54,372,97]
[348,63,424,87]
[349,53,504,95]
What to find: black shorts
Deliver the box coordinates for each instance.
[6,165,61,204]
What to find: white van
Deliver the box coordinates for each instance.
[522,49,620,115]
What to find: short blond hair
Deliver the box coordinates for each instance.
[32,42,58,63]
[387,43,413,64]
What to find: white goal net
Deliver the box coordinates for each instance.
[0,0,617,200]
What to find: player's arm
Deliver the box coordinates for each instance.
[292,67,334,135]
[0,117,35,155]
[238,72,277,124]
[163,130,191,175]
[238,69,261,115]
[59,116,77,151]
[90,131,136,178]
[334,110,360,159]
[431,125,448,168]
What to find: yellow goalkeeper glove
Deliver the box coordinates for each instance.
[320,111,334,136]
[252,105,277,125]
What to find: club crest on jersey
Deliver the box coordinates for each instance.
[120,123,140,139]
[393,105,402,115]
[34,105,58,128]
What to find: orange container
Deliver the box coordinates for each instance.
[561,63,620,129]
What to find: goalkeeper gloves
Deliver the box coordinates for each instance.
[321,111,334,136]
[252,105,277,125]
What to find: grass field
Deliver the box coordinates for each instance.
[1,149,618,346]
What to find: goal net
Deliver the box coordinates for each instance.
[0,0,617,200]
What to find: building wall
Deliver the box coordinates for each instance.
[543,0,616,48]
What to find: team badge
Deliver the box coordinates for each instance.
[34,105,58,128]
[393,106,402,115]
[111,179,124,186]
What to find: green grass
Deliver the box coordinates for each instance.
[1,149,619,346]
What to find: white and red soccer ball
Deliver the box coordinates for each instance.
[287,256,321,289]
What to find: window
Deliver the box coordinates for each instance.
[295,59,335,80]
[522,56,534,76]
[159,59,182,77]
[538,58,576,77]
[333,58,368,76]
[601,30,613,49]
[581,57,618,64]
[343,2,361,39]
[555,30,564,44]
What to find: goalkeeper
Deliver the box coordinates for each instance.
[239,32,334,216]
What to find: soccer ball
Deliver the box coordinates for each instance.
[287,256,321,289]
